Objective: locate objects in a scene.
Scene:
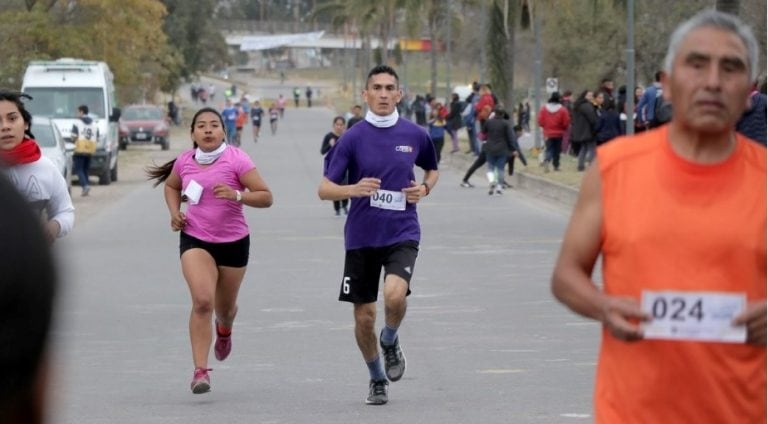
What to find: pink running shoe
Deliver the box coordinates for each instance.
[214,328,232,361]
[190,368,212,394]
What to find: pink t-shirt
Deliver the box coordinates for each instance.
[172,146,256,243]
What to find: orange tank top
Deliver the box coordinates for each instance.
[595,126,766,423]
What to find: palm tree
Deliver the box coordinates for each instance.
[486,0,532,110]
[313,0,408,91]
[402,0,462,98]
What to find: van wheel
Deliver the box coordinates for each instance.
[99,168,112,185]
[110,162,118,182]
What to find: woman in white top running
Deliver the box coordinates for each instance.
[0,91,74,242]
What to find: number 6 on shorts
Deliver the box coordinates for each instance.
[342,276,351,294]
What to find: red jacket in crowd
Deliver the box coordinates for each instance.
[537,103,571,139]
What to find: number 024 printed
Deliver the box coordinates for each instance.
[641,291,747,343]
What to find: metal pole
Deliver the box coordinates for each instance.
[480,0,487,82]
[403,47,408,94]
[343,22,349,91]
[352,31,358,97]
[625,0,635,135]
[533,8,542,149]
[446,0,453,101]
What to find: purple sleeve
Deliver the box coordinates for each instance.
[415,131,438,171]
[324,135,350,183]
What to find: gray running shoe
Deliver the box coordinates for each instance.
[190,368,211,394]
[380,334,406,382]
[366,379,389,405]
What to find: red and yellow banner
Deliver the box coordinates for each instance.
[399,39,443,52]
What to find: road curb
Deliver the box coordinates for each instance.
[513,172,578,209]
[443,150,578,209]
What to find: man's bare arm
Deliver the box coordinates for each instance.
[551,163,648,341]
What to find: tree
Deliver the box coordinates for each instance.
[0,0,183,102]
[539,0,625,92]
[51,0,173,102]
[161,0,230,86]
[311,0,382,91]
[486,0,531,109]
[401,0,449,97]
[0,9,58,87]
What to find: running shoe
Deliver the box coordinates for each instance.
[190,368,212,394]
[366,379,389,405]
[380,334,406,382]
[214,326,232,361]
[460,181,474,188]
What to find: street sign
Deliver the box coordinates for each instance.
[546,77,558,93]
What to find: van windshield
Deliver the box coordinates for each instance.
[24,87,105,119]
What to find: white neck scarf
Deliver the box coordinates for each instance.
[195,142,227,164]
[365,109,399,128]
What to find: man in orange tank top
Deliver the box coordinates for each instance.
[551,10,766,424]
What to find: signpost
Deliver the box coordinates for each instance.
[545,77,559,94]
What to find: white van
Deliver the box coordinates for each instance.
[22,58,121,185]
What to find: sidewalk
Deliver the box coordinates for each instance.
[442,131,581,209]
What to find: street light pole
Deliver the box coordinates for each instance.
[625,0,636,135]
[533,8,542,149]
[480,1,487,82]
[446,0,453,101]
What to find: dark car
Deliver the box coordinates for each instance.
[119,105,170,150]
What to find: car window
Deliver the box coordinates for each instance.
[124,107,163,120]
[31,122,57,147]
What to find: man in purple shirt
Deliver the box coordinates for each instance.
[318,65,439,405]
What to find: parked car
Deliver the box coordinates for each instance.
[119,104,170,150]
[32,115,73,193]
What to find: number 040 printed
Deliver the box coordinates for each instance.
[641,291,746,343]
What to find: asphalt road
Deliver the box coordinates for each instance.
[48,104,598,423]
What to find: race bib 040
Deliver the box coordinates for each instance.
[369,189,406,211]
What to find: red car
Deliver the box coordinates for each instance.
[119,104,169,150]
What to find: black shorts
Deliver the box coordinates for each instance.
[252,120,261,128]
[338,241,419,304]
[179,232,250,268]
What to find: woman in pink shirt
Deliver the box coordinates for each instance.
[147,107,273,394]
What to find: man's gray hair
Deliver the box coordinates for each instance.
[663,9,759,81]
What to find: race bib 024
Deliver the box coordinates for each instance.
[641,290,746,343]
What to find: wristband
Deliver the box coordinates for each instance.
[421,183,430,196]
[235,190,242,203]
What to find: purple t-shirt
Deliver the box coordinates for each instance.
[172,146,256,243]
[324,118,438,250]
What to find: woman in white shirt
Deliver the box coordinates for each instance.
[0,91,74,242]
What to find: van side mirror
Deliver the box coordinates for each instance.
[110,107,121,122]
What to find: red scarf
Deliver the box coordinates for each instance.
[0,138,42,165]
